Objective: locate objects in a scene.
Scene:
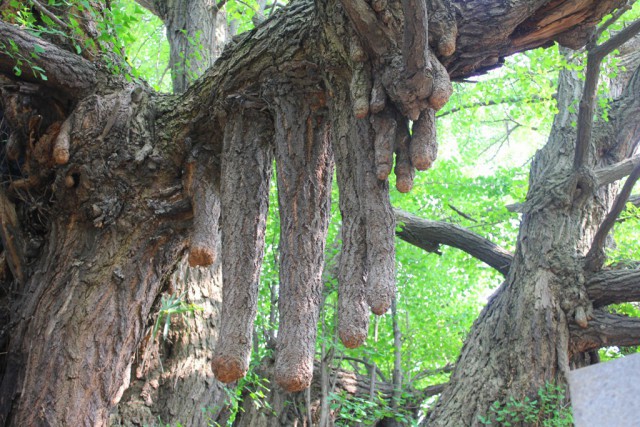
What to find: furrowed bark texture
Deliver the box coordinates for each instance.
[146,0,229,94]
[212,110,274,383]
[0,0,635,425]
[110,262,226,427]
[0,87,193,426]
[273,90,334,392]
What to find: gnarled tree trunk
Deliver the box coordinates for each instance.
[0,1,636,426]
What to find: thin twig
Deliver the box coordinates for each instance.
[29,0,70,31]
[437,94,551,118]
[595,2,633,41]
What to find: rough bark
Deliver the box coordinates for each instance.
[428,46,640,427]
[272,89,334,392]
[141,0,229,94]
[110,262,226,427]
[212,109,274,383]
[0,86,193,426]
[112,1,231,424]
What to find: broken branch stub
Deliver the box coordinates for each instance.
[211,110,274,384]
[273,94,334,392]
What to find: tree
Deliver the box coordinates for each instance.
[0,0,639,426]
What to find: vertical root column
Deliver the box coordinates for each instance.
[357,117,396,316]
[333,106,369,349]
[333,89,397,349]
[273,95,334,392]
[211,110,274,384]
[186,147,221,268]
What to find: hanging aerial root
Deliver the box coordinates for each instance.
[359,118,396,315]
[337,217,370,348]
[339,104,396,318]
[333,102,370,349]
[410,109,437,171]
[427,51,453,111]
[428,0,458,57]
[351,62,373,119]
[211,110,274,384]
[185,148,220,268]
[371,111,396,181]
[394,118,415,193]
[273,95,334,392]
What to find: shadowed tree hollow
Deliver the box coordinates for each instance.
[0,0,640,426]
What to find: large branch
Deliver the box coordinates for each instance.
[394,208,513,276]
[595,154,640,186]
[587,269,640,307]
[0,21,97,98]
[570,310,640,354]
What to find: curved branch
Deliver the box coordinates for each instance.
[587,269,640,307]
[394,208,513,276]
[570,310,640,355]
[0,21,97,97]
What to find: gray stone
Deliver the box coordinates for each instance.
[568,352,640,427]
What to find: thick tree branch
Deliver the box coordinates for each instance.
[587,269,640,307]
[0,21,97,97]
[595,154,640,186]
[570,310,640,355]
[394,208,513,276]
[585,163,640,271]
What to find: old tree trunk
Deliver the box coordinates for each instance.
[1,0,640,426]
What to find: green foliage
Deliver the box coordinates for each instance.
[329,391,417,427]
[206,363,275,426]
[478,383,573,427]
[152,293,202,341]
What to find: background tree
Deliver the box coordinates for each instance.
[0,1,639,426]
